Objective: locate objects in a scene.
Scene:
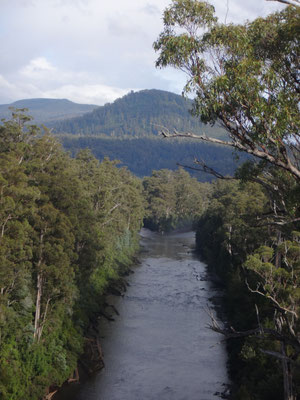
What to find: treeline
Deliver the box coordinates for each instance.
[196,166,300,399]
[0,110,145,399]
[143,168,210,232]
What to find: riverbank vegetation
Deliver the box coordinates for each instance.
[143,168,210,232]
[196,173,300,399]
[154,1,300,399]
[0,110,145,400]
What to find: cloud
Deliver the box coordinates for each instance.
[0,74,43,103]
[0,0,286,105]
[44,83,132,105]
[107,17,145,38]
[0,55,134,105]
[20,57,57,78]
[0,75,15,90]
[142,4,161,15]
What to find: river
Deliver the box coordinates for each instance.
[55,229,228,400]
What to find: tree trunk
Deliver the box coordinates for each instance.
[34,271,42,341]
[34,232,44,341]
[281,342,295,400]
[275,230,282,269]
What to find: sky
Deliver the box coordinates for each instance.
[0,0,285,106]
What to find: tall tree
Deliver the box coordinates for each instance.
[154,1,300,181]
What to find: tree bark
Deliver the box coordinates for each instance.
[34,231,44,341]
[34,271,42,341]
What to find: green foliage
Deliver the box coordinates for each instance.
[143,168,210,232]
[196,174,300,399]
[154,3,300,397]
[154,1,300,181]
[0,110,145,399]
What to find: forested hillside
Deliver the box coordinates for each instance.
[59,134,245,180]
[52,90,240,180]
[0,91,238,181]
[0,110,145,399]
[50,89,226,139]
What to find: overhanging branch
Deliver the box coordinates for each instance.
[160,128,300,182]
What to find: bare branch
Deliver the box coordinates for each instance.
[260,349,295,362]
[245,280,298,319]
[176,160,235,180]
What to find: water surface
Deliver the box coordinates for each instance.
[55,229,228,400]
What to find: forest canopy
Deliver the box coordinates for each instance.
[0,109,145,399]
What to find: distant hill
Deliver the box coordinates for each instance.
[0,98,98,124]
[50,89,227,139]
[1,91,240,181]
[48,89,237,180]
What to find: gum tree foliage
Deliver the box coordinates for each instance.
[154,1,300,181]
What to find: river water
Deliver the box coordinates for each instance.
[55,229,228,400]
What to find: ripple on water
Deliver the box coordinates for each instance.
[54,229,228,400]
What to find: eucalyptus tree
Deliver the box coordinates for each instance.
[154,1,300,182]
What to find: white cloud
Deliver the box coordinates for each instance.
[20,57,57,78]
[0,74,43,103]
[44,83,132,105]
[0,75,15,90]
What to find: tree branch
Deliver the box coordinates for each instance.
[205,306,300,351]
[176,160,235,180]
[245,280,298,319]
[160,128,300,182]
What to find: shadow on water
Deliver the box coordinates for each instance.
[55,228,228,400]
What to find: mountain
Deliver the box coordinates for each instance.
[0,98,98,124]
[1,91,241,180]
[50,89,226,139]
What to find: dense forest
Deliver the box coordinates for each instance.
[0,110,145,399]
[196,173,300,400]
[58,134,245,180]
[143,168,210,232]
[0,109,211,399]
